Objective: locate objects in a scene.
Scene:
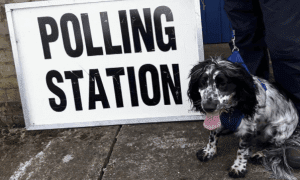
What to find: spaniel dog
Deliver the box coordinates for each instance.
[188,56,300,179]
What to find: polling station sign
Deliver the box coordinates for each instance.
[5,0,204,130]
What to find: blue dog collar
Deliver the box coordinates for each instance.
[220,108,244,132]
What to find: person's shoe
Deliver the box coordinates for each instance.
[286,125,300,169]
[286,148,300,169]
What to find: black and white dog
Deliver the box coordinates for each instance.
[188,56,300,179]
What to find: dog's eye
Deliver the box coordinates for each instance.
[219,82,226,86]
[216,81,227,89]
[215,74,228,88]
[216,79,229,89]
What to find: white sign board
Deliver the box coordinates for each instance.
[5,0,205,130]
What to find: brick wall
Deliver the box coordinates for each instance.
[0,0,37,127]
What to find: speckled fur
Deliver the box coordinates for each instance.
[188,56,299,179]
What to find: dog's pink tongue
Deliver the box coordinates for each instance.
[203,111,221,130]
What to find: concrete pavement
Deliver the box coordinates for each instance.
[0,126,120,179]
[102,122,300,180]
[2,121,300,180]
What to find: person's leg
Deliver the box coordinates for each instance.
[259,0,300,169]
[224,0,300,170]
[258,0,300,123]
[224,0,269,80]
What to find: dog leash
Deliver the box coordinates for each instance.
[220,26,267,131]
[227,24,267,90]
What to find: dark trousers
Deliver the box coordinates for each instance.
[223,0,300,121]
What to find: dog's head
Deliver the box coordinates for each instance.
[187,56,258,119]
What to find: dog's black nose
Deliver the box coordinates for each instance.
[203,100,218,113]
[203,107,216,113]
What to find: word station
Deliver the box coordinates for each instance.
[38,6,182,112]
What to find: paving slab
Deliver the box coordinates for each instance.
[103,121,300,179]
[0,126,120,180]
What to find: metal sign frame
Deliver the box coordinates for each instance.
[5,0,205,130]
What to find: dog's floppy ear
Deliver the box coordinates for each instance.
[231,63,258,119]
[187,62,208,113]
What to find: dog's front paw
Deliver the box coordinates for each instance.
[228,165,247,178]
[196,148,215,162]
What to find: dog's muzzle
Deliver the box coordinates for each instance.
[202,99,219,113]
